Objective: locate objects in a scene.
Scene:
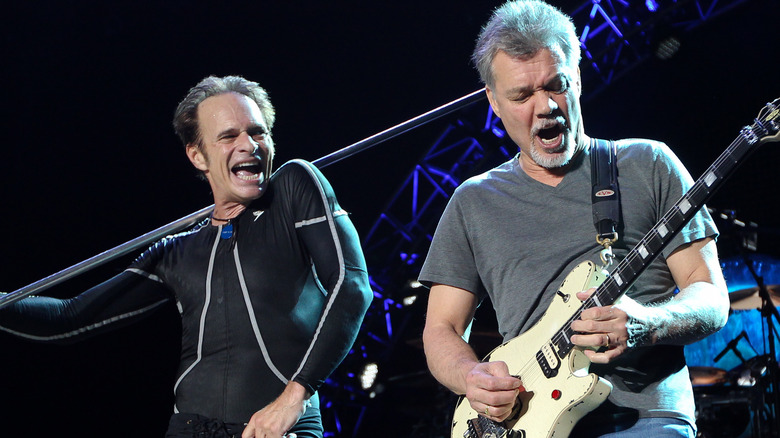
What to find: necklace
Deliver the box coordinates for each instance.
[211,215,235,223]
[211,214,236,240]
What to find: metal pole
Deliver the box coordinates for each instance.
[0,88,487,309]
[313,88,486,168]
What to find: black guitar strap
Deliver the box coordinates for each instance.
[590,138,621,255]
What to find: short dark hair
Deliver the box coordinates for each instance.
[173,75,276,148]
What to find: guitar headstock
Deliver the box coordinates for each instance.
[756,98,780,144]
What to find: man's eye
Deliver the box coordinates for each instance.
[513,94,531,103]
[551,78,569,93]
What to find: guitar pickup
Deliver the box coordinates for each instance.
[536,342,561,378]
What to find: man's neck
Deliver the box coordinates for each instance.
[518,157,568,187]
[211,202,248,224]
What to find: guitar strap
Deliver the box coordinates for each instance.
[590,138,621,266]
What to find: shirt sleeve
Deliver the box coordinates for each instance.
[649,141,719,258]
[281,160,372,395]
[0,249,173,344]
[418,182,486,298]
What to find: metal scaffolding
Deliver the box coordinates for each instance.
[574,0,750,96]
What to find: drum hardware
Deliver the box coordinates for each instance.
[731,355,769,388]
[713,330,751,366]
[709,208,759,253]
[693,378,777,438]
[693,385,755,438]
[716,209,780,437]
[730,286,780,311]
[686,249,780,437]
[693,341,771,436]
[743,255,780,437]
[689,366,728,386]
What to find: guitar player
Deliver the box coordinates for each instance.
[419,1,730,437]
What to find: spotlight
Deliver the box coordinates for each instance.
[360,363,379,390]
[407,279,424,289]
[403,295,418,306]
[645,0,659,12]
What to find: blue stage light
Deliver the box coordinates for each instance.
[645,0,659,12]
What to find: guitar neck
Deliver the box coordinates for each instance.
[556,104,779,356]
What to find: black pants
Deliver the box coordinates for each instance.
[165,412,323,438]
[165,414,244,438]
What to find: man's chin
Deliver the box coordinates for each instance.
[223,186,266,206]
[531,148,572,169]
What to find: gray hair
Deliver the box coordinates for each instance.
[173,75,276,149]
[472,0,581,88]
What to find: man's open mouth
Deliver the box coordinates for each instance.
[232,161,264,182]
[536,124,564,145]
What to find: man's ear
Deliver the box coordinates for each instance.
[186,144,208,172]
[485,87,501,118]
[575,67,582,96]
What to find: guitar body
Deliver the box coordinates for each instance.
[451,261,612,438]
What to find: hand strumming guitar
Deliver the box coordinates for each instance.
[464,360,524,422]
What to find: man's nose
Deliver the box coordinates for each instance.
[236,132,260,154]
[538,94,558,116]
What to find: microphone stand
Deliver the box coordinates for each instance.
[0,88,487,310]
[713,330,748,365]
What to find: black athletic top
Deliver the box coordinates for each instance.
[0,159,372,426]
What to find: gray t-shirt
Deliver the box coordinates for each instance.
[419,138,718,426]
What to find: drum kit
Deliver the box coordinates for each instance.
[684,254,780,438]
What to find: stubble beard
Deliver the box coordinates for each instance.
[528,133,576,169]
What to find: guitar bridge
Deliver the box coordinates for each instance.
[465,417,524,438]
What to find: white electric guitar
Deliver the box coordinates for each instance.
[450,99,780,438]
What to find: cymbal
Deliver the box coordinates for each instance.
[721,255,780,310]
[689,366,728,386]
[729,285,780,310]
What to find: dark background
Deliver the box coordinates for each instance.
[1,0,779,436]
